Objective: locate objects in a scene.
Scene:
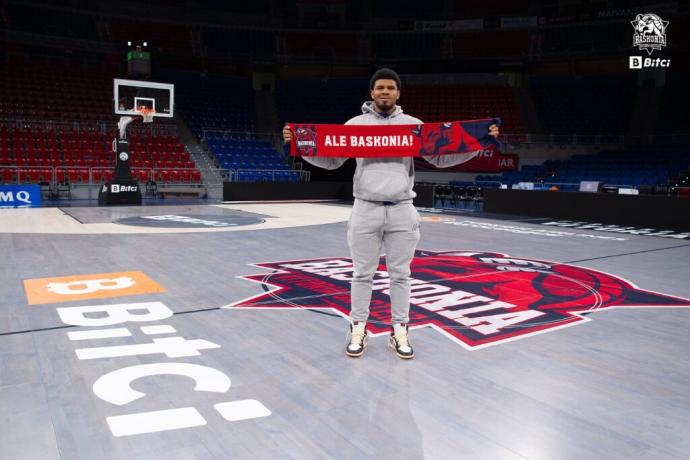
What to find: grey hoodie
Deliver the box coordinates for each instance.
[301,101,481,202]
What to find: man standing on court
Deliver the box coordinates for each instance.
[283,68,499,359]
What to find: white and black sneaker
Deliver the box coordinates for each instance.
[389,323,414,359]
[346,321,368,358]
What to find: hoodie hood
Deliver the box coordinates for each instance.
[361,101,404,118]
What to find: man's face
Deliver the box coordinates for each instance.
[370,78,400,113]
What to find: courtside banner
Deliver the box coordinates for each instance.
[288,118,500,158]
[0,184,42,208]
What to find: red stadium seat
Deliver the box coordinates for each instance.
[2,168,14,183]
[28,168,40,183]
[68,169,80,183]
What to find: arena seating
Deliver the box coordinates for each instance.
[658,72,690,133]
[159,69,256,138]
[530,75,636,136]
[371,34,443,61]
[452,31,529,58]
[283,33,362,60]
[542,22,628,54]
[277,79,524,136]
[0,60,202,187]
[277,78,368,125]
[109,19,194,56]
[372,1,445,18]
[195,0,269,14]
[158,70,302,182]
[204,134,296,182]
[0,61,114,123]
[203,28,275,59]
[0,127,200,185]
[450,0,530,17]
[433,183,484,209]
[476,145,690,188]
[5,3,99,40]
[403,84,524,134]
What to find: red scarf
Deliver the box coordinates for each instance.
[288,118,500,158]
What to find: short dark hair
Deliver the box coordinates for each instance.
[370,68,401,90]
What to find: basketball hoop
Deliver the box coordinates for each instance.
[136,107,155,123]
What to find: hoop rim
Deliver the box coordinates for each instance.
[136,107,156,123]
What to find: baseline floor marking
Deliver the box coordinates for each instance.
[58,207,86,224]
[0,308,222,336]
[565,243,690,264]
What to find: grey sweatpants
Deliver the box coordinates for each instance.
[347,199,421,324]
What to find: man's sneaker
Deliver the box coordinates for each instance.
[345,321,368,357]
[389,323,414,359]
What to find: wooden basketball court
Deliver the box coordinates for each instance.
[1,202,689,459]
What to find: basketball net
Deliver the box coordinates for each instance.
[137,107,155,123]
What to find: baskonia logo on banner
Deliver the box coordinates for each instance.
[229,250,690,350]
[294,125,317,155]
[629,13,670,69]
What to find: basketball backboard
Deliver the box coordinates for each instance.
[114,78,174,118]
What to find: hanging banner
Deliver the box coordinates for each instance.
[415,146,518,172]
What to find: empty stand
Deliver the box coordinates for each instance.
[277,78,368,125]
[659,72,690,133]
[403,83,524,134]
[452,31,529,58]
[0,59,202,189]
[5,3,99,40]
[530,75,636,135]
[0,61,114,124]
[160,70,256,138]
[278,79,524,133]
[0,126,201,186]
[160,69,306,183]
[204,133,298,183]
[371,34,442,61]
[478,145,690,189]
[203,27,275,59]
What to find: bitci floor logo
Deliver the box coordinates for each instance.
[228,250,690,350]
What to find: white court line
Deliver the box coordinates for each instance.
[0,203,351,234]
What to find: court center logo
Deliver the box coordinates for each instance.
[629,13,671,69]
[228,250,690,350]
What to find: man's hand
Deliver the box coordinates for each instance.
[282,125,293,144]
[489,124,499,138]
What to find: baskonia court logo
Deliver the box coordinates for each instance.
[229,250,690,350]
